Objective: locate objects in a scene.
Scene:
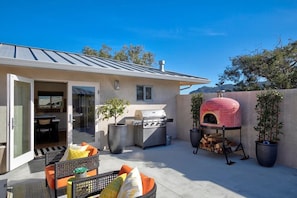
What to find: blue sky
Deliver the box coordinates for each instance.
[1,0,297,94]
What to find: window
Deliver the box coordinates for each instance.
[38,91,64,110]
[137,86,152,101]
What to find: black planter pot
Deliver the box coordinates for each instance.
[108,124,127,154]
[190,128,202,147]
[255,141,278,167]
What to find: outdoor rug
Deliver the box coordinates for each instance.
[34,145,66,159]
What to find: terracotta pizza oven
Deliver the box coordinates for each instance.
[200,96,241,128]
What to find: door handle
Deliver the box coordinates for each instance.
[11,117,15,129]
[69,114,73,123]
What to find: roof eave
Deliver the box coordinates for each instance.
[0,57,210,85]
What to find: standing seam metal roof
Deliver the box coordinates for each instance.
[0,43,210,85]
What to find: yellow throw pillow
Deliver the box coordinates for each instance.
[60,144,88,161]
[117,167,143,198]
[67,148,90,160]
[100,173,127,198]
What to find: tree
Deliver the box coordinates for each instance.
[219,40,297,91]
[114,46,129,62]
[82,47,98,57]
[98,44,112,59]
[82,44,154,67]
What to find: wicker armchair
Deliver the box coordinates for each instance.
[71,165,157,198]
[45,144,99,198]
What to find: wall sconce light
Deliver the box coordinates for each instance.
[114,80,120,90]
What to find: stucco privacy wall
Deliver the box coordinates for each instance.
[176,89,297,168]
[0,66,178,149]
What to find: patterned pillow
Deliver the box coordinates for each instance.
[100,173,127,198]
[117,167,143,198]
[67,148,90,160]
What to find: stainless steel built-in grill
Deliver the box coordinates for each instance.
[133,109,167,149]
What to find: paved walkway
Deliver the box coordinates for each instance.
[1,140,297,197]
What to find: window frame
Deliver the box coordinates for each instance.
[136,85,152,101]
[37,91,64,110]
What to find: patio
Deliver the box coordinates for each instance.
[1,140,297,197]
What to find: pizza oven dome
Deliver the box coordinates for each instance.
[200,97,241,128]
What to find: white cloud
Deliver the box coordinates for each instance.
[125,26,227,40]
[188,27,227,37]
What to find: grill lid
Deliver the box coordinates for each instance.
[134,109,166,120]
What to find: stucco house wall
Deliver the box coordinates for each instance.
[176,89,297,169]
[0,65,179,150]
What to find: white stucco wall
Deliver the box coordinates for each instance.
[0,66,179,151]
[97,75,179,150]
[176,90,297,169]
[0,71,7,143]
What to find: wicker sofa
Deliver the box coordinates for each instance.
[44,142,99,198]
[71,165,156,198]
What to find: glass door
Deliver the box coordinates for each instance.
[8,74,34,170]
[67,82,99,145]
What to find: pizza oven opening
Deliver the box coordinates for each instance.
[200,94,241,128]
[203,113,217,125]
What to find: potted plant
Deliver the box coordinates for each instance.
[190,93,203,147]
[254,89,283,167]
[98,97,130,154]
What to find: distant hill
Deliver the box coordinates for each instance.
[190,84,235,94]
[190,81,271,94]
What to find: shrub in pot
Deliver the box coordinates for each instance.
[254,89,283,167]
[98,97,130,154]
[190,93,203,147]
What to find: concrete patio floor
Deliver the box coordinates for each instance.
[1,139,297,197]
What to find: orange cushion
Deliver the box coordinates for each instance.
[141,177,155,195]
[118,165,155,194]
[45,165,97,190]
[118,164,132,175]
[81,142,98,156]
[45,165,55,189]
